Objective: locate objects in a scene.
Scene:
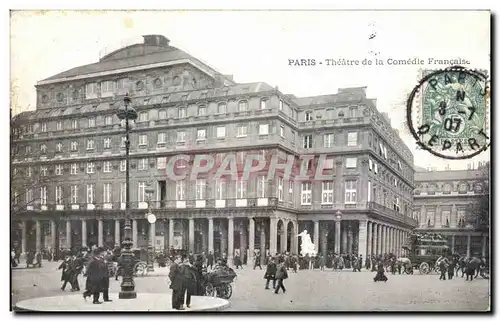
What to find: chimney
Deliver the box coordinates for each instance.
[143,35,170,47]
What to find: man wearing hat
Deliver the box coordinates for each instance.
[83,247,111,304]
[169,255,185,310]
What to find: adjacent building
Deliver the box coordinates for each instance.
[11,35,417,263]
[413,163,490,258]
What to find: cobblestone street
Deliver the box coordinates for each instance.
[12,261,490,311]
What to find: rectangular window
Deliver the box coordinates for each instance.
[236,180,247,199]
[374,163,379,174]
[104,115,113,126]
[103,161,111,173]
[277,177,284,201]
[197,129,206,140]
[86,184,95,204]
[238,101,248,112]
[303,135,313,149]
[216,179,227,200]
[120,183,126,203]
[104,137,111,149]
[260,99,267,109]
[25,145,32,154]
[41,123,47,132]
[280,125,285,137]
[301,182,312,205]
[72,119,78,129]
[368,181,372,202]
[138,158,148,171]
[40,144,47,153]
[288,180,294,202]
[139,112,148,122]
[198,106,207,116]
[70,141,78,152]
[279,99,284,111]
[100,81,115,95]
[347,132,358,146]
[157,133,166,144]
[138,182,146,203]
[178,107,186,118]
[116,78,127,90]
[218,103,226,114]
[71,163,78,175]
[26,188,33,204]
[71,185,78,204]
[120,160,126,172]
[40,166,47,176]
[326,109,335,119]
[157,157,167,169]
[88,117,96,128]
[55,186,63,205]
[324,158,334,169]
[177,131,186,142]
[176,180,185,201]
[56,121,62,131]
[322,181,334,204]
[257,176,266,198]
[196,179,206,200]
[159,110,167,119]
[346,158,357,168]
[87,139,95,150]
[369,159,373,171]
[305,111,313,121]
[217,126,226,138]
[237,125,248,137]
[103,183,112,203]
[345,180,357,204]
[349,108,357,118]
[323,134,334,148]
[26,166,32,177]
[86,162,95,174]
[85,83,97,98]
[259,124,269,135]
[394,196,400,212]
[139,134,148,146]
[384,146,388,159]
[55,164,63,175]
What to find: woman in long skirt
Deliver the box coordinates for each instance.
[374,261,388,282]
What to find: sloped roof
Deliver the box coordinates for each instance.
[293,87,368,107]
[415,169,487,181]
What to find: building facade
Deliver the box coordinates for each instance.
[11,35,417,263]
[413,164,490,258]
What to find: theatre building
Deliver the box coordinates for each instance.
[11,35,417,263]
[413,164,490,258]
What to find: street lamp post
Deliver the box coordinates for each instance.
[334,210,343,255]
[145,186,156,272]
[117,94,138,299]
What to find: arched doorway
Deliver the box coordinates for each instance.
[286,221,294,253]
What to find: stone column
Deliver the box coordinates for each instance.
[335,220,341,254]
[98,219,104,247]
[150,222,156,251]
[358,220,367,259]
[132,219,138,248]
[169,219,175,250]
[114,220,120,246]
[208,218,214,254]
[313,220,320,254]
[389,227,393,253]
[366,221,372,257]
[228,218,234,261]
[81,219,87,248]
[260,225,266,265]
[188,218,195,253]
[35,220,41,251]
[347,222,353,253]
[248,218,255,262]
[21,221,27,254]
[320,222,327,256]
[50,220,57,250]
[66,220,72,249]
[293,221,299,254]
[482,235,487,258]
[240,222,247,260]
[282,220,288,253]
[376,224,382,256]
[269,218,278,256]
[341,223,348,253]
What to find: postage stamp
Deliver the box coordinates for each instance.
[406,66,490,160]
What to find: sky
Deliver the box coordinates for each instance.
[9,10,491,170]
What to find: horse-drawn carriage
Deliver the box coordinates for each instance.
[402,232,450,274]
[202,266,237,299]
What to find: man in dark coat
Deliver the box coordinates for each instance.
[169,256,185,310]
[181,257,198,309]
[83,247,110,304]
[207,251,214,270]
[58,254,73,291]
[264,258,277,289]
[253,251,262,270]
[274,261,288,294]
[70,254,85,291]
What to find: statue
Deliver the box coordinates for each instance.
[297,229,317,256]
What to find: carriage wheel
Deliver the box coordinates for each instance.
[205,283,216,297]
[419,262,430,274]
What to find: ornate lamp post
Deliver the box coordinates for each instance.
[145,185,156,272]
[334,210,343,254]
[117,94,138,299]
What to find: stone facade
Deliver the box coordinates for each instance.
[11,35,417,263]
